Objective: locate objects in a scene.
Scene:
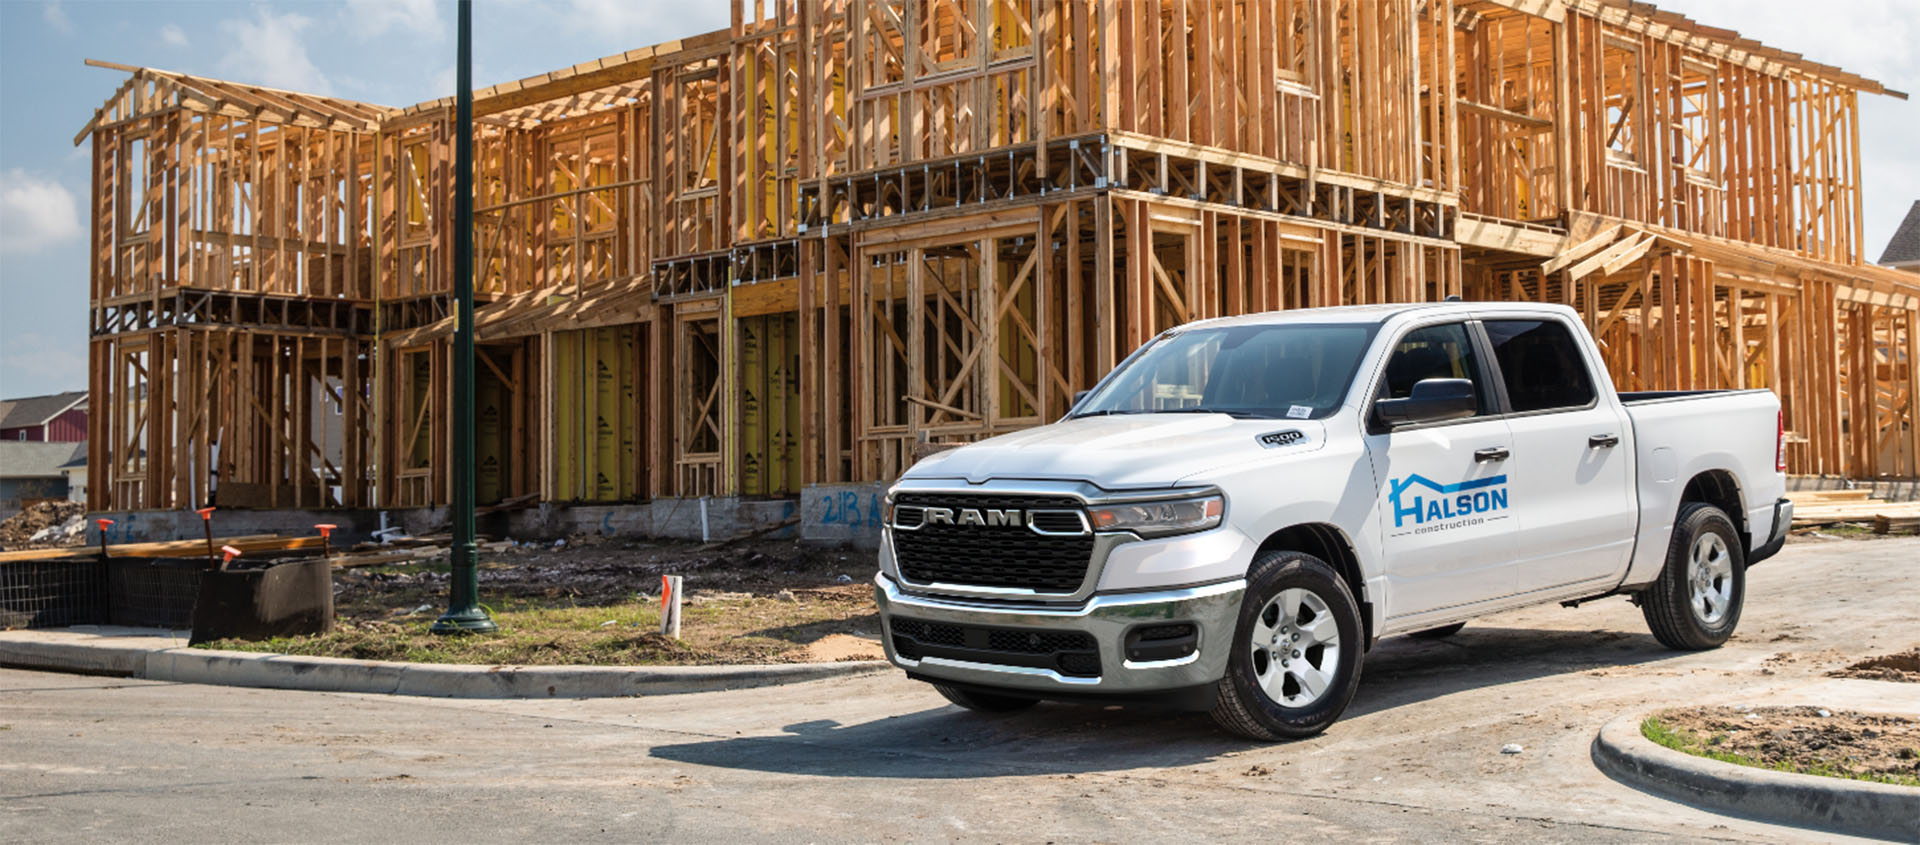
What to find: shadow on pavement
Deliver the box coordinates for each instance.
[650,622,1681,778]
[1347,624,1675,717]
[649,700,1236,778]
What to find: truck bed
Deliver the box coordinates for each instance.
[1617,387,1784,587]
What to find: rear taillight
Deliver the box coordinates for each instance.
[1776,410,1787,473]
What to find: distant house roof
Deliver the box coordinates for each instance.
[0,391,88,430]
[0,441,88,479]
[1881,202,1920,267]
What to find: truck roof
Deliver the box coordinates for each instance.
[1177,301,1576,331]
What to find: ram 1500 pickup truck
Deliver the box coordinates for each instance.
[875,302,1791,739]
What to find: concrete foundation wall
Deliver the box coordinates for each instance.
[87,508,389,547]
[83,490,879,548]
[800,483,887,549]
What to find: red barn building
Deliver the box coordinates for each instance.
[0,392,88,443]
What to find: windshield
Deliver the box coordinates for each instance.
[1073,323,1375,420]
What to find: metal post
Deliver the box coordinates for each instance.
[433,0,496,634]
[198,507,217,570]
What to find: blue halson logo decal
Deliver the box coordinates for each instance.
[1389,473,1510,532]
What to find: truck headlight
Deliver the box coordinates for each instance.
[1089,495,1224,538]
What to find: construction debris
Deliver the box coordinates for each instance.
[0,501,87,549]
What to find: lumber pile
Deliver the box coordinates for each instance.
[0,534,326,563]
[1788,490,1920,534]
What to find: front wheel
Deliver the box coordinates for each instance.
[1640,502,1746,650]
[1210,550,1365,740]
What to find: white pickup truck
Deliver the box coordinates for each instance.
[876,302,1792,739]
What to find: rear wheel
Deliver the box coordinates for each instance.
[1409,622,1465,639]
[1210,550,1364,741]
[1641,502,1746,650]
[931,683,1038,714]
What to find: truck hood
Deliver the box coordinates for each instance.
[903,414,1330,488]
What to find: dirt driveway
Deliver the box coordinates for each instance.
[3,537,1915,842]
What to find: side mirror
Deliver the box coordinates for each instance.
[1072,389,1091,407]
[1376,378,1477,427]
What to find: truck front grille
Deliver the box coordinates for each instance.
[889,617,1102,678]
[890,493,1094,593]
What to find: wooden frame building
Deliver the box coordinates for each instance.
[76,0,1918,515]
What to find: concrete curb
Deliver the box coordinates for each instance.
[1592,711,1920,842]
[0,631,891,699]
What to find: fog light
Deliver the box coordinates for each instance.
[1125,623,1198,662]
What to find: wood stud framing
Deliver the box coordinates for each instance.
[78,0,1920,517]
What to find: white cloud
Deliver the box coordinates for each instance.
[0,170,82,255]
[41,1,71,34]
[160,23,189,49]
[217,8,332,95]
[0,332,88,397]
[563,0,688,40]
[344,0,440,38]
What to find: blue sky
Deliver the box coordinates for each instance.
[0,0,1914,399]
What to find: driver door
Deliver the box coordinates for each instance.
[1364,321,1519,620]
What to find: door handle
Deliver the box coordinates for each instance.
[1474,447,1510,463]
[1589,433,1620,448]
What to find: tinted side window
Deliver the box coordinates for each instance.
[1378,322,1488,416]
[1484,319,1597,413]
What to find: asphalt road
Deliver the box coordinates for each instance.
[3,537,1916,843]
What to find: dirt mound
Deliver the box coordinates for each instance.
[0,500,87,548]
[1650,706,1920,786]
[1831,647,1920,683]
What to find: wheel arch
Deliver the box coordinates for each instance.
[1680,469,1748,554]
[1255,522,1374,649]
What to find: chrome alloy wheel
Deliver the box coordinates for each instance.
[1688,532,1734,626]
[1249,587,1341,708]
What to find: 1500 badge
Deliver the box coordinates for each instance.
[1257,429,1308,449]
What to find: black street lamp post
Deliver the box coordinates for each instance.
[433,0,497,635]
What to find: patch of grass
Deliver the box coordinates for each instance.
[197,588,877,666]
[1642,716,1920,788]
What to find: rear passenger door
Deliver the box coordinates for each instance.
[1364,321,1519,620]
[1482,317,1637,592]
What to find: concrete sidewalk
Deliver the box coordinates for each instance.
[0,626,888,698]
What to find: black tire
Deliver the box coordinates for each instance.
[1641,502,1746,650]
[931,682,1038,714]
[1409,622,1466,639]
[1210,550,1365,741]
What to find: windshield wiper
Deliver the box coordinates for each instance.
[1157,408,1282,419]
[1076,408,1280,420]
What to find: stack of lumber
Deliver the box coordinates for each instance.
[0,534,325,563]
[1788,490,1920,534]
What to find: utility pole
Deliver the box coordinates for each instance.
[433,0,496,635]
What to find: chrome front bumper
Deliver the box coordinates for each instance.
[875,573,1245,695]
